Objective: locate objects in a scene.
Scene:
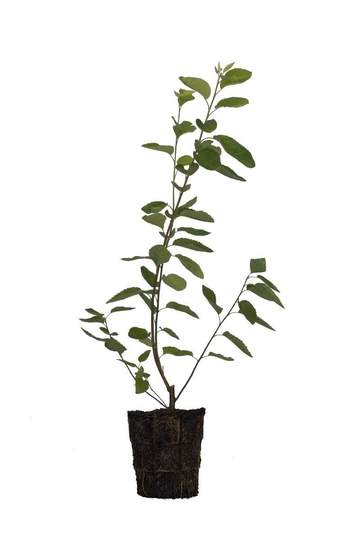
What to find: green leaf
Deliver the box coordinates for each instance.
[250,258,266,273]
[110,306,135,313]
[163,346,193,357]
[256,316,275,331]
[139,336,153,347]
[173,120,196,138]
[141,266,157,287]
[214,135,255,168]
[142,213,166,228]
[166,301,199,318]
[139,292,155,312]
[195,147,221,170]
[176,162,199,176]
[223,62,235,73]
[202,285,222,314]
[138,350,151,362]
[239,300,257,324]
[85,308,103,316]
[177,155,193,166]
[257,275,280,292]
[179,208,214,222]
[135,369,150,394]
[175,254,204,278]
[177,226,210,236]
[128,327,149,340]
[161,327,179,340]
[149,244,171,265]
[179,76,211,100]
[196,118,217,133]
[223,331,252,357]
[247,283,284,308]
[215,97,249,109]
[81,328,106,342]
[79,315,104,323]
[175,88,195,107]
[163,273,187,291]
[176,196,198,215]
[142,201,167,214]
[106,287,142,304]
[216,164,246,181]
[142,143,174,155]
[173,237,213,253]
[104,338,127,354]
[121,256,149,261]
[209,351,234,361]
[120,359,137,368]
[220,68,252,89]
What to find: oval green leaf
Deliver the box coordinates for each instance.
[166,301,199,318]
[173,237,213,253]
[214,135,255,168]
[149,245,171,265]
[215,97,249,109]
[141,266,157,287]
[143,213,166,228]
[247,283,284,308]
[142,143,174,155]
[179,76,211,100]
[216,164,246,181]
[177,227,210,236]
[128,327,149,340]
[209,351,234,361]
[223,331,252,357]
[220,68,252,89]
[106,287,142,304]
[250,257,266,273]
[195,147,221,170]
[239,300,257,324]
[163,273,187,291]
[179,208,214,222]
[162,346,193,357]
[175,254,204,279]
[202,285,222,314]
[142,201,167,214]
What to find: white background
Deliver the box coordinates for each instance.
[1,1,359,538]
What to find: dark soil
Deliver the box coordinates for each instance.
[128,407,205,499]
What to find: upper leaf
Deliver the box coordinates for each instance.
[175,254,204,278]
[149,245,171,265]
[143,213,166,228]
[173,120,196,138]
[128,327,149,340]
[142,143,174,155]
[220,68,252,89]
[257,275,280,292]
[202,285,223,314]
[106,287,142,303]
[166,301,199,319]
[209,351,234,361]
[250,257,266,273]
[163,273,187,291]
[138,350,151,362]
[223,331,252,357]
[214,135,255,168]
[196,118,217,133]
[216,164,246,181]
[179,208,214,222]
[142,201,167,214]
[161,327,179,340]
[195,146,221,170]
[175,88,195,107]
[247,283,284,308]
[173,237,213,253]
[179,76,211,100]
[104,337,127,354]
[215,97,249,109]
[238,300,257,324]
[162,346,193,357]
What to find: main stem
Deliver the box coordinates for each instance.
[150,73,222,409]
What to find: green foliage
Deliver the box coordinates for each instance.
[175,254,204,278]
[166,301,199,319]
[173,121,196,138]
[247,282,284,308]
[107,287,142,303]
[238,300,257,324]
[209,351,234,361]
[163,346,193,357]
[163,273,187,291]
[177,227,210,236]
[250,257,266,273]
[161,327,179,340]
[179,76,211,100]
[81,62,282,407]
[179,208,214,222]
[173,237,213,253]
[128,327,149,340]
[215,97,249,109]
[220,68,252,88]
[143,213,166,228]
[202,285,222,314]
[149,244,171,265]
[214,135,255,168]
[223,331,252,357]
[142,143,174,155]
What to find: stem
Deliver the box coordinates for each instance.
[176,273,251,403]
[149,72,223,408]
